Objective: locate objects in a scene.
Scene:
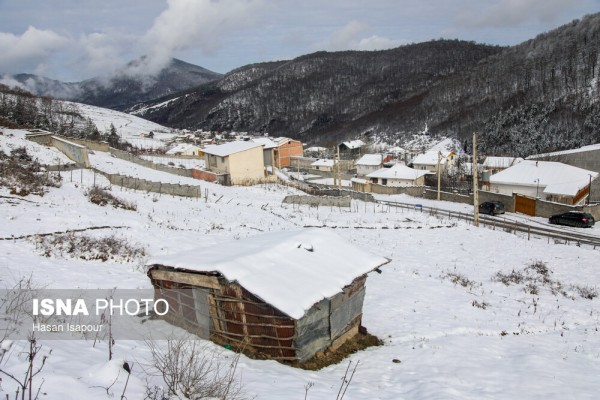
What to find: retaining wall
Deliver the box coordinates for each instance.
[51,136,90,167]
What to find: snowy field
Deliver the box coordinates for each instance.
[1,129,599,399]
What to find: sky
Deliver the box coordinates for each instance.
[0,0,598,82]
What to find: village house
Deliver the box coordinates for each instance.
[366,163,430,187]
[146,229,389,363]
[311,158,336,172]
[355,154,393,176]
[252,137,304,169]
[166,143,203,156]
[489,160,598,205]
[339,140,365,156]
[527,143,600,203]
[411,150,456,172]
[200,141,265,185]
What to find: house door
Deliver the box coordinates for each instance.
[515,194,536,216]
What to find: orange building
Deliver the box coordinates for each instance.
[273,137,303,168]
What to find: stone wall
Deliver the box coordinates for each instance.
[282,195,352,208]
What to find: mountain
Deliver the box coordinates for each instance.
[130,41,502,145]
[6,58,223,111]
[133,13,600,156]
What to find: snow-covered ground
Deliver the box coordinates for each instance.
[1,129,599,399]
[0,129,73,166]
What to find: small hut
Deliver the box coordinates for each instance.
[147,229,389,363]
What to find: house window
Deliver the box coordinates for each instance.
[382,179,388,185]
[209,155,217,168]
[371,178,377,183]
[220,156,225,163]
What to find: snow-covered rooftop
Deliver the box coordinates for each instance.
[305,146,328,152]
[527,143,600,159]
[251,137,277,149]
[367,164,431,180]
[412,150,447,166]
[490,160,598,197]
[149,229,389,319]
[311,159,336,167]
[356,154,383,166]
[483,156,523,169]
[202,141,262,157]
[341,140,365,149]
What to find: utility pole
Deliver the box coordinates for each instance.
[588,174,593,205]
[337,145,341,190]
[437,151,442,201]
[473,132,479,227]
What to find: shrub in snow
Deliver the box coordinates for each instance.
[32,233,146,263]
[145,338,249,400]
[86,186,137,211]
[0,147,61,196]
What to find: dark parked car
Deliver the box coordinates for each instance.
[549,211,595,228]
[479,201,505,216]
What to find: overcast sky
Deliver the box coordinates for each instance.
[0,0,598,82]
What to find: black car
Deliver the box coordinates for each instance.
[549,211,595,228]
[479,201,505,216]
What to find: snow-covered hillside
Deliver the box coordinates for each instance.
[0,128,599,399]
[71,101,177,149]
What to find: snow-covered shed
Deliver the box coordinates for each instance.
[146,229,389,363]
[310,158,336,172]
[355,154,393,176]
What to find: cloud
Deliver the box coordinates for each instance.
[315,21,405,52]
[458,0,582,28]
[0,26,70,73]
[126,0,265,76]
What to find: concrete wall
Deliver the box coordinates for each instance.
[51,136,90,167]
[26,132,53,145]
[93,168,202,198]
[57,136,110,152]
[228,146,266,185]
[282,195,352,208]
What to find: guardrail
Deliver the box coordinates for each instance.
[377,199,600,249]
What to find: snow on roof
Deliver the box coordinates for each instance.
[166,143,200,155]
[388,146,406,154]
[351,177,369,184]
[251,137,277,149]
[311,159,336,167]
[271,137,300,146]
[527,143,600,159]
[202,141,262,157]
[490,160,598,197]
[341,140,365,149]
[367,163,431,180]
[483,157,523,169]
[149,229,389,319]
[412,151,446,166]
[305,146,328,152]
[356,154,383,166]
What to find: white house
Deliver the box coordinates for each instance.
[412,150,456,172]
[366,164,430,187]
[355,154,385,176]
[489,160,598,205]
[311,159,336,172]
